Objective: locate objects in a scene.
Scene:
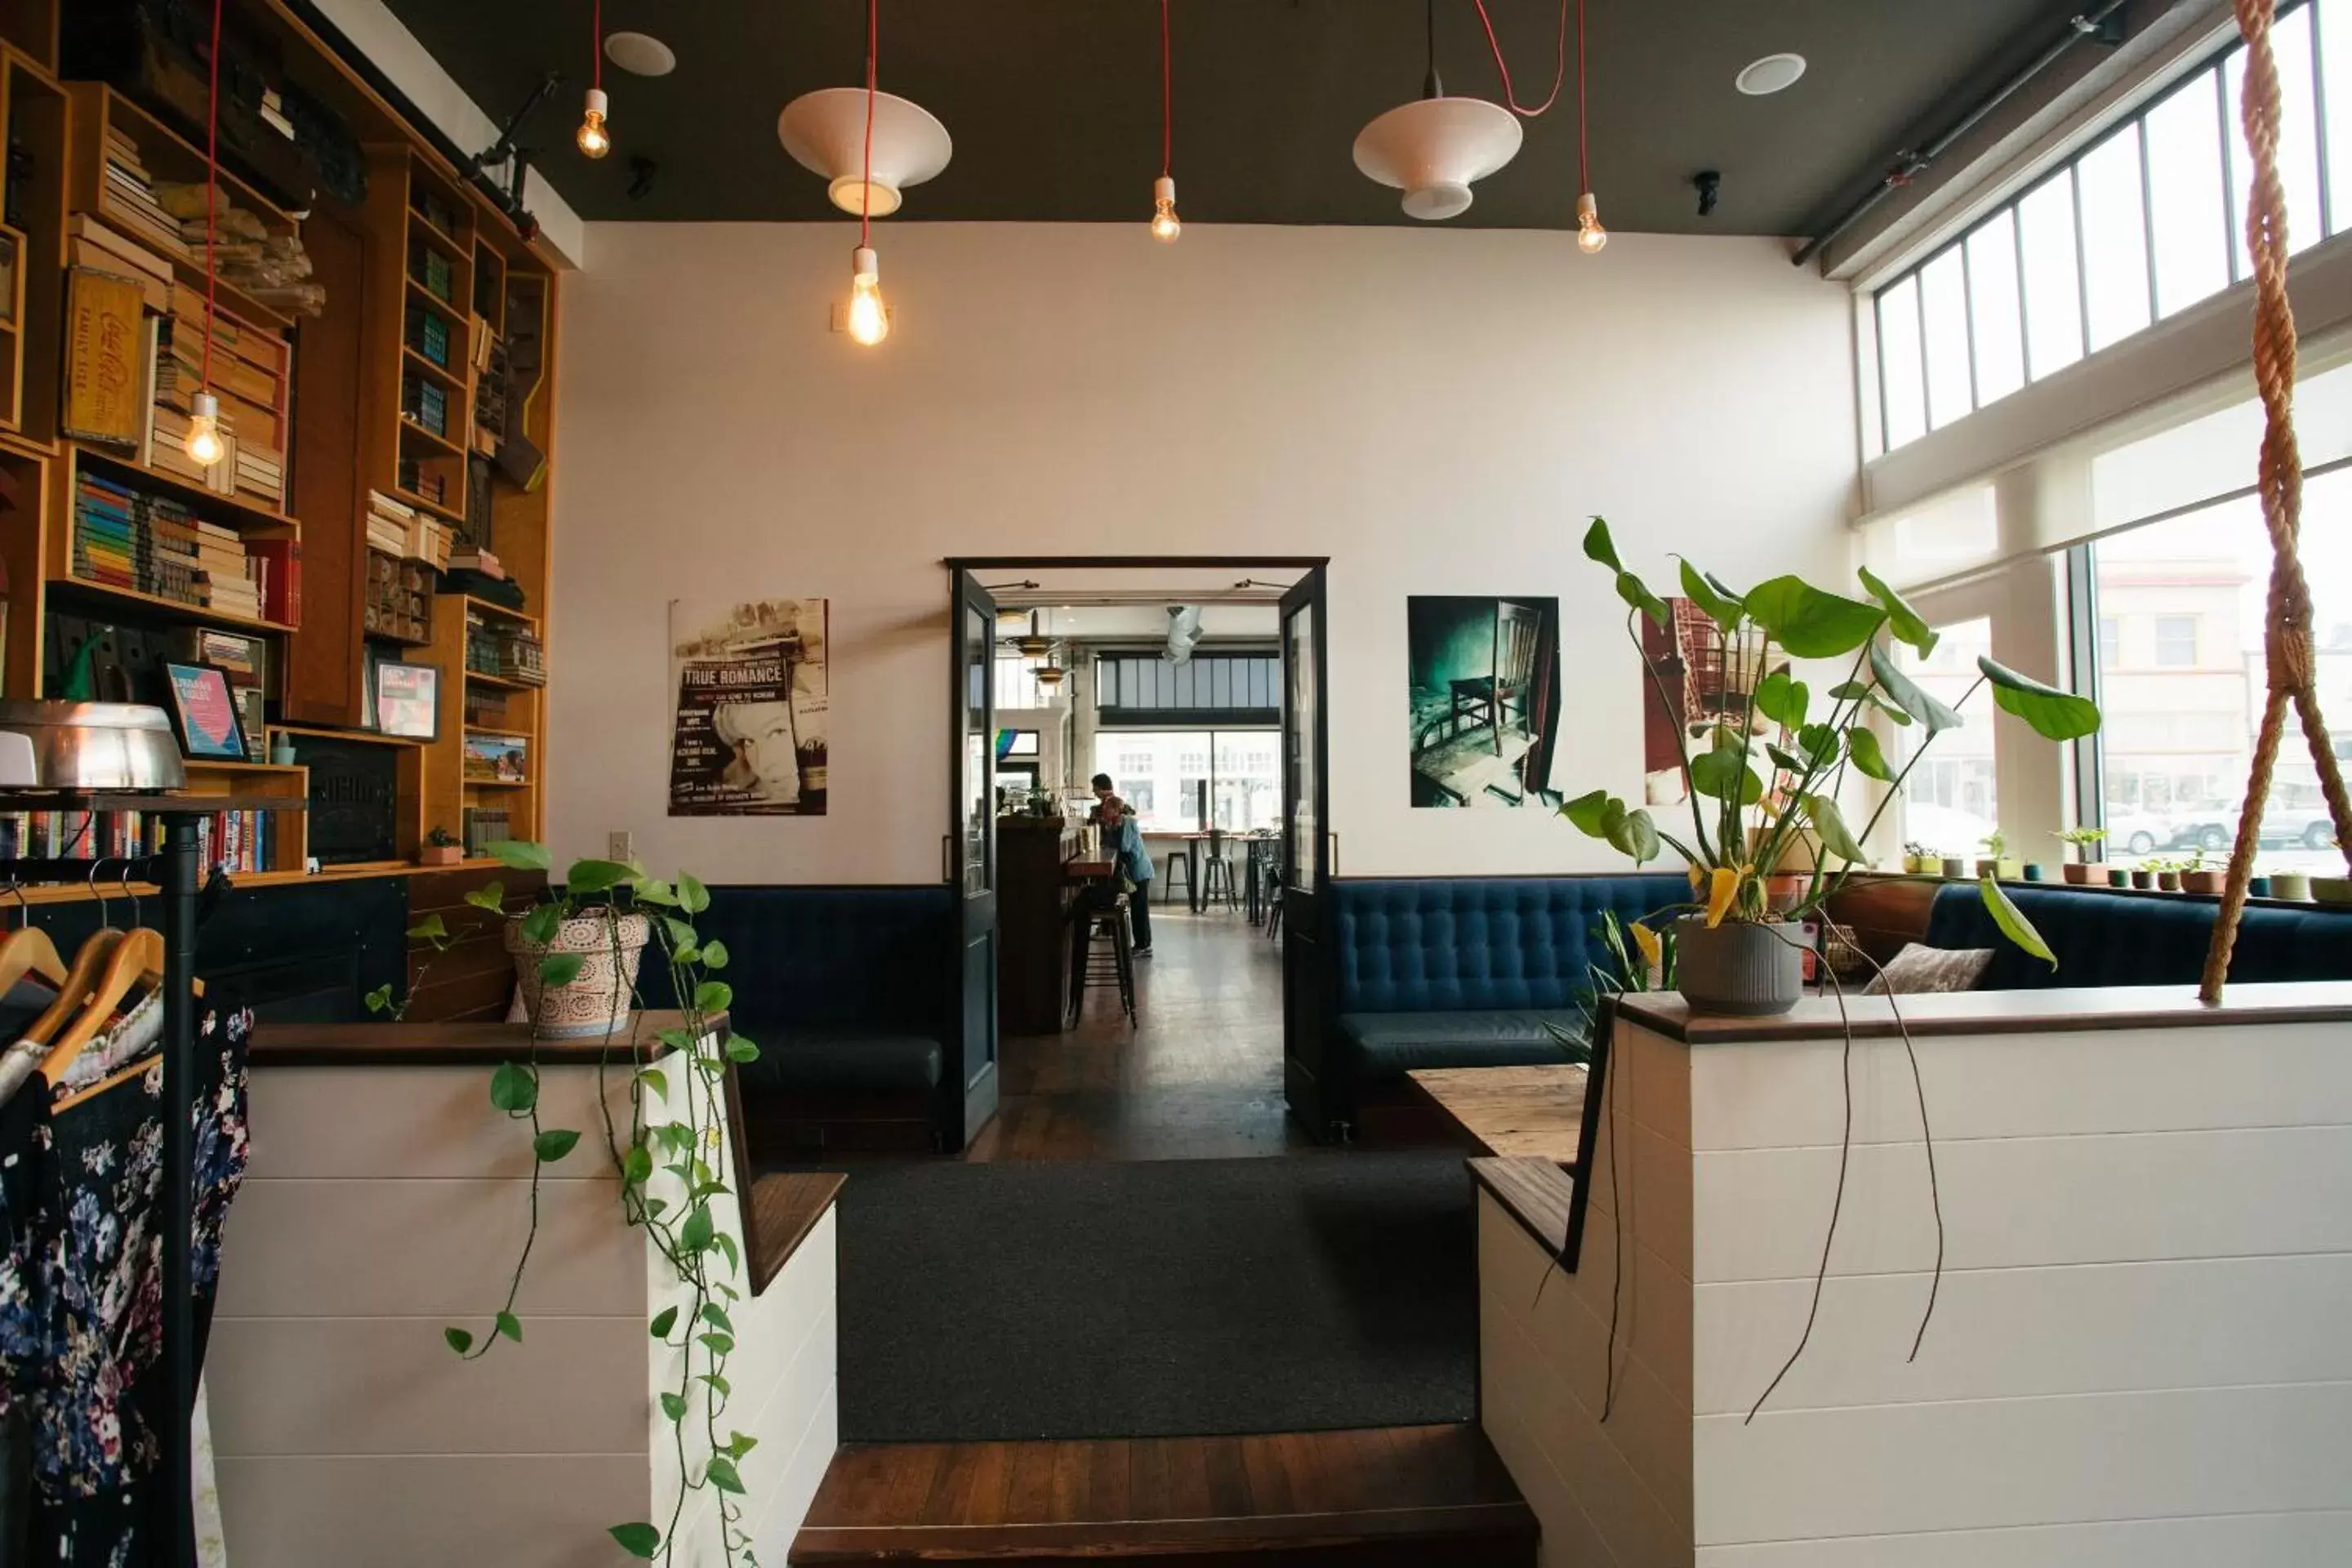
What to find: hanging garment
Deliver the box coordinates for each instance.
[0,1003,252,1566]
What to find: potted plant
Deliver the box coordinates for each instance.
[1559,519,2100,1014]
[1901,840,1931,875]
[2130,863,2157,890]
[2272,868,2313,901]
[2055,826,2105,885]
[2248,874,2274,898]
[2180,848,2226,896]
[2107,866,2132,888]
[419,825,465,866]
[1976,830,2022,881]
[2315,875,2352,906]
[376,842,765,1563]
[501,860,656,1039]
[1939,853,1968,880]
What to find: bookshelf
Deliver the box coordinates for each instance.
[0,0,562,904]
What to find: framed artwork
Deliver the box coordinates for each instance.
[374,659,441,740]
[161,661,248,760]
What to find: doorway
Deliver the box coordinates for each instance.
[943,557,1330,1158]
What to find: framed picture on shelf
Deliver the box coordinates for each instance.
[160,662,248,760]
[374,660,442,740]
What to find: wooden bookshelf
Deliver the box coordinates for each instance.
[2,47,65,443]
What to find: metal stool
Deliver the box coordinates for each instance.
[1199,831,1239,912]
[1070,893,1137,1024]
[1160,848,1192,906]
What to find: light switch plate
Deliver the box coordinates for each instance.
[608,830,633,862]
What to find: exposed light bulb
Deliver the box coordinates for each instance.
[847,245,889,346]
[1150,175,1182,243]
[577,87,612,158]
[1575,190,1608,254]
[185,390,226,468]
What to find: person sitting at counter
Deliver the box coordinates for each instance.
[1090,774,1154,956]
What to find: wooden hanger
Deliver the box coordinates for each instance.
[0,924,68,997]
[50,1050,157,1115]
[41,929,166,1086]
[18,929,126,1049]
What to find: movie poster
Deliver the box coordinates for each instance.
[667,598,828,817]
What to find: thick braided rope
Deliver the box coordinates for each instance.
[2203,0,2352,1000]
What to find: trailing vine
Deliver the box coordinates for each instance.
[371,841,764,1564]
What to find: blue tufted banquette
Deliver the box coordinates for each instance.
[1331,875,1691,1083]
[634,886,954,1093]
[1923,882,2352,990]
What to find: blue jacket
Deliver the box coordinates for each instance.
[1109,817,1154,885]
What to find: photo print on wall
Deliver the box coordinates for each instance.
[1640,596,1767,808]
[1406,595,1562,808]
[668,598,830,816]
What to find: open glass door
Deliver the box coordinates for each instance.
[1278,568,1335,1138]
[949,572,1001,1147]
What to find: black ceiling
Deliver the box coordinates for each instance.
[375,0,2085,234]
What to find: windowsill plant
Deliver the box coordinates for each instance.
[1560,518,2103,1015]
[2055,826,2105,884]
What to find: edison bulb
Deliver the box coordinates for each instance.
[1575,191,1608,254]
[848,246,889,346]
[577,87,612,159]
[185,390,226,468]
[1150,175,1182,243]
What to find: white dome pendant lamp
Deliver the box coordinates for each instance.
[1352,0,1521,220]
[778,6,951,224]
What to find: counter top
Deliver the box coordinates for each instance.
[1615,982,2352,1044]
[250,1009,720,1067]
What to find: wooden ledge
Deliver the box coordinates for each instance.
[1468,1156,1571,1256]
[1615,982,2352,1045]
[251,1009,719,1067]
[746,1171,846,1296]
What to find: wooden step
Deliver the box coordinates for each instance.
[790,1423,1537,1566]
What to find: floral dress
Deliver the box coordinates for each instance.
[0,1004,252,1566]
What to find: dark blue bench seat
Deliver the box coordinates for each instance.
[635,885,954,1150]
[1922,882,2352,987]
[1332,875,1691,1100]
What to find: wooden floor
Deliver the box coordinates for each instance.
[967,905,1315,1163]
[789,1423,1536,1566]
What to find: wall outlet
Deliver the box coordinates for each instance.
[608,830,633,862]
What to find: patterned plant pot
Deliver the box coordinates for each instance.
[1674,917,1805,1017]
[506,910,651,1039]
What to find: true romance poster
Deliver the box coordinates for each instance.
[668,598,829,816]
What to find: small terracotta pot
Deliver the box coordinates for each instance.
[2157,871,2181,892]
[2181,870,2227,895]
[2062,862,2092,885]
[418,844,463,866]
[2130,871,2154,889]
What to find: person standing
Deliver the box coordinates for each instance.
[1090,775,1155,956]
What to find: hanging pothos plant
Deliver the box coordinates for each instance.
[370,840,764,1565]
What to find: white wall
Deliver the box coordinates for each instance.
[547,222,1857,885]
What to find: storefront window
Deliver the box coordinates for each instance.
[2089,483,2350,868]
[1092,730,1281,834]
[1896,617,1999,860]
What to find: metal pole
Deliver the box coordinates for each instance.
[159,815,200,1568]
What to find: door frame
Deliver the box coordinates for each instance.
[942,555,1333,1143]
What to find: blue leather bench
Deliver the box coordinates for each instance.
[1331,875,1692,1111]
[636,886,955,1150]
[1922,882,2352,987]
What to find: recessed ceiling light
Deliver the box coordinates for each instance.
[604,31,676,78]
[1735,53,1806,96]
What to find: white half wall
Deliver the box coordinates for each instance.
[547,221,1857,884]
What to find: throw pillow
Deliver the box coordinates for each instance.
[1864,942,1995,996]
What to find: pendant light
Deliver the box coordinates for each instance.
[1149,0,1180,241]
[185,0,226,470]
[1571,0,1604,252]
[1352,0,1521,221]
[844,0,889,346]
[577,0,612,158]
[777,0,951,222]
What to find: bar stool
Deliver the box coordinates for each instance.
[1160,847,1192,907]
[1070,893,1137,1024]
[1200,830,1239,912]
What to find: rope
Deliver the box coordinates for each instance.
[2202,0,2352,1001]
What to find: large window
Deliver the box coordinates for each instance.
[1896,618,2000,859]
[2088,483,2350,868]
[1873,0,2346,452]
[1093,731,1281,834]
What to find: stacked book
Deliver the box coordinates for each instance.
[461,805,512,858]
[466,611,546,686]
[73,472,201,606]
[153,183,325,318]
[367,490,415,556]
[100,127,191,261]
[185,517,261,620]
[448,546,505,581]
[68,216,171,313]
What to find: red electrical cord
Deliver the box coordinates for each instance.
[202,0,222,408]
[1575,0,1588,191]
[592,0,603,92]
[862,0,877,245]
[1160,0,1172,178]
[1468,0,1570,118]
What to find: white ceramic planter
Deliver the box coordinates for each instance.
[506,910,652,1039]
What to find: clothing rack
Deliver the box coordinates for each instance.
[0,789,303,1567]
